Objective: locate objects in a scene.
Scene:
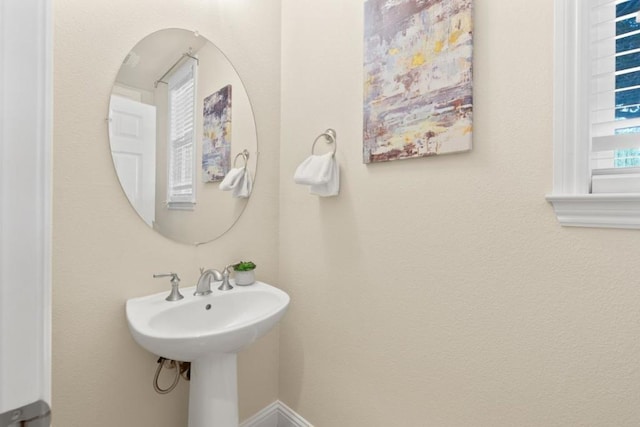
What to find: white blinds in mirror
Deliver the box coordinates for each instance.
[167,58,197,207]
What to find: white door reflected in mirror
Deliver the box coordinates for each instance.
[109,95,157,227]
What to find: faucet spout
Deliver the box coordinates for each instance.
[194,268,223,296]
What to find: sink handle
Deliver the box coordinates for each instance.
[153,272,179,281]
[217,265,234,291]
[153,273,184,302]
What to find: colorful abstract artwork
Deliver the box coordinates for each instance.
[202,84,232,182]
[363,0,473,164]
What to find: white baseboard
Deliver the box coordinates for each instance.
[241,401,313,427]
[277,401,313,427]
[241,402,279,427]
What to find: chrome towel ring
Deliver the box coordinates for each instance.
[311,129,337,157]
[233,149,250,168]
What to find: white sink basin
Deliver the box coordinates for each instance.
[126,281,290,426]
[126,281,290,361]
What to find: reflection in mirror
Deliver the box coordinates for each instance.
[108,29,257,245]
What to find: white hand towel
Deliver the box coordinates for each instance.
[219,167,245,191]
[219,167,252,198]
[232,168,253,198]
[293,152,334,186]
[310,158,339,197]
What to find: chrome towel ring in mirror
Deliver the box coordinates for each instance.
[311,129,337,157]
[233,149,250,168]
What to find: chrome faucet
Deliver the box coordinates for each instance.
[194,268,223,296]
[153,273,184,301]
[217,265,234,291]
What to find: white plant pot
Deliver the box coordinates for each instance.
[234,270,255,286]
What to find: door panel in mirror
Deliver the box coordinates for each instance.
[109,96,157,227]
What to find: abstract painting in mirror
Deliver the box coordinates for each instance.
[108,28,257,245]
[203,84,232,182]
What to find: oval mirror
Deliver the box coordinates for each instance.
[108,28,257,245]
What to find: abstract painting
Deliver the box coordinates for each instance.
[202,84,232,182]
[363,0,473,164]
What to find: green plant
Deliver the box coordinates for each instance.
[233,261,256,272]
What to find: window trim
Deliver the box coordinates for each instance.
[166,58,197,211]
[547,0,640,228]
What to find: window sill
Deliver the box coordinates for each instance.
[546,193,640,229]
[167,201,196,211]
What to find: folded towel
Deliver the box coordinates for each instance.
[219,167,252,198]
[293,153,339,197]
[219,167,245,191]
[293,152,334,186]
[310,159,339,197]
[233,168,252,198]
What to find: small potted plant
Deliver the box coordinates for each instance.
[233,261,256,286]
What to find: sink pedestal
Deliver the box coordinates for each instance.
[126,282,290,426]
[188,353,238,427]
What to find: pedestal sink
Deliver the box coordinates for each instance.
[125,281,290,427]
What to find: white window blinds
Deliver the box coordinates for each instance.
[167,58,197,207]
[591,0,640,192]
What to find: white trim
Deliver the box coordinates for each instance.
[166,201,196,211]
[166,58,197,207]
[240,401,279,427]
[546,194,640,228]
[552,0,591,195]
[277,401,313,427]
[41,0,53,407]
[0,0,52,414]
[241,401,313,427]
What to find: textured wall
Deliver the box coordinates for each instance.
[53,0,280,425]
[279,0,640,426]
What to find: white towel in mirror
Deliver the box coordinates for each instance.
[219,167,252,198]
[233,168,252,198]
[219,168,244,191]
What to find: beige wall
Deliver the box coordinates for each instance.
[279,0,640,426]
[53,0,280,425]
[54,0,640,425]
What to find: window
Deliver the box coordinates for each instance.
[590,0,640,192]
[166,58,197,209]
[547,0,640,228]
